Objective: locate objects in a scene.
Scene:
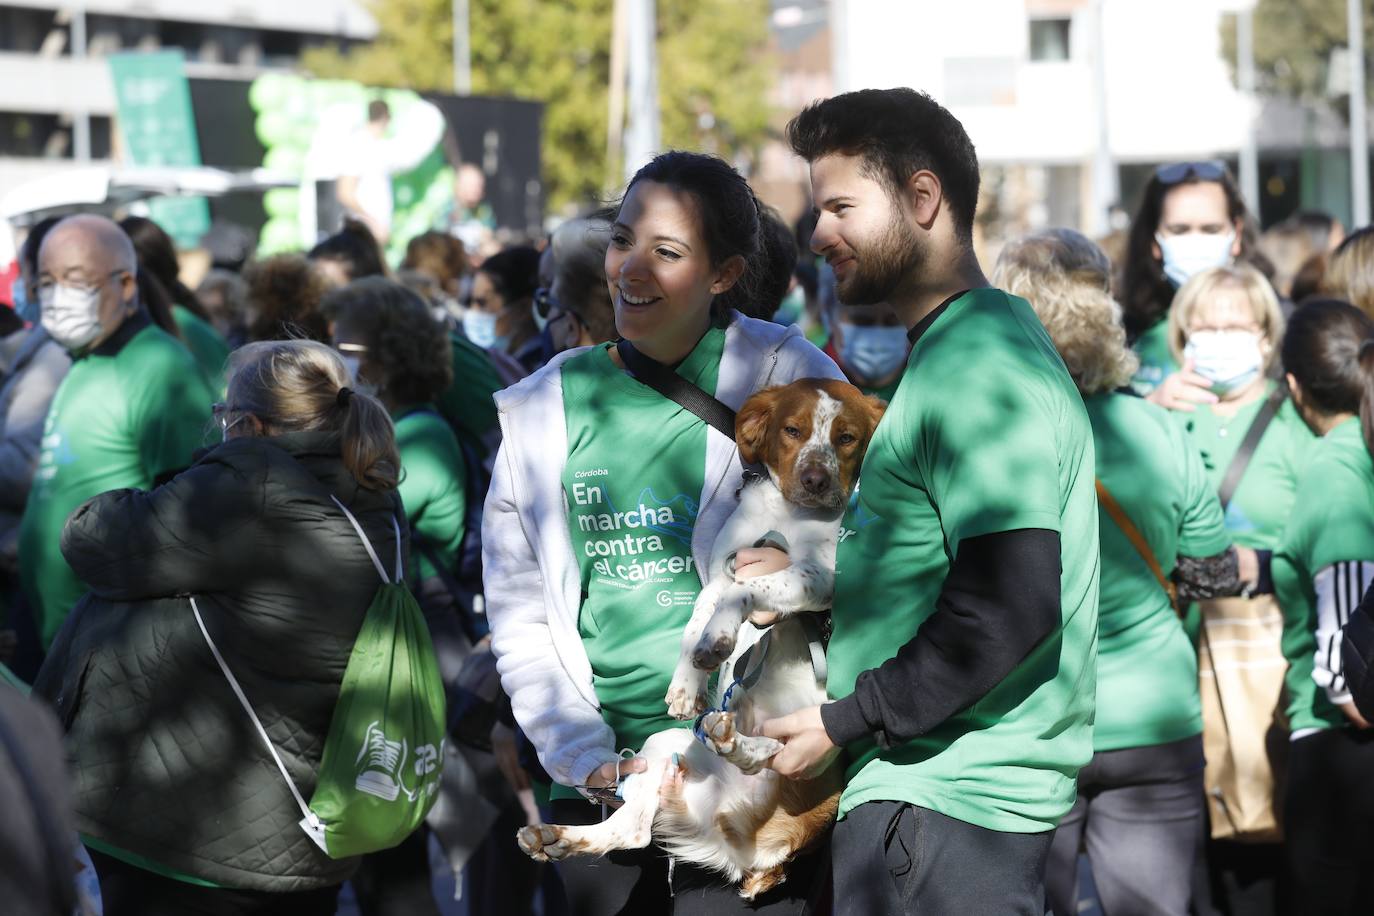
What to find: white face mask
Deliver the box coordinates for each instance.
[1184,329,1264,395]
[40,283,104,352]
[1156,231,1235,288]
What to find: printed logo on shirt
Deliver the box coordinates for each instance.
[570,473,699,588]
[34,414,75,483]
[838,485,881,544]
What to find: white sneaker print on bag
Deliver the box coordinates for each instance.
[354,720,408,802]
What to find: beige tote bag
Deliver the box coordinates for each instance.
[1197,594,1289,842]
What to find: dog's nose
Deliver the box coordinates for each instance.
[800,467,830,494]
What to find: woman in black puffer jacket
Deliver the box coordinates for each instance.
[34,340,407,915]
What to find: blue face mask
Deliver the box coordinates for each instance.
[462,309,512,353]
[839,322,909,384]
[10,277,39,323]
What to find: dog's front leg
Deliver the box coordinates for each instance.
[666,577,728,719]
[516,756,678,861]
[694,562,832,668]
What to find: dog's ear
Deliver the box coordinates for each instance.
[862,394,888,436]
[736,386,781,465]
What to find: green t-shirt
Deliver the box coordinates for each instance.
[861,374,901,403]
[435,332,503,465]
[1179,383,1314,550]
[171,304,230,392]
[1274,417,1374,733]
[394,407,468,582]
[1129,315,1179,396]
[556,329,726,796]
[18,321,214,646]
[829,289,1099,834]
[1088,392,1231,752]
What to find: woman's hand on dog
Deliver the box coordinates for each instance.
[582,755,649,807]
[761,706,841,780]
[735,546,791,626]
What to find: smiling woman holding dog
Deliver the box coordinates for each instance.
[482,150,842,914]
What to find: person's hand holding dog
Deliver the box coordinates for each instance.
[735,545,790,626]
[761,705,840,780]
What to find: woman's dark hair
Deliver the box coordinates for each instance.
[719,204,797,321]
[786,87,981,243]
[136,270,183,339]
[1281,297,1374,459]
[1119,165,1260,340]
[624,151,762,324]
[19,216,62,281]
[324,277,453,406]
[402,231,467,293]
[243,253,330,343]
[477,246,541,304]
[119,216,212,322]
[307,218,387,282]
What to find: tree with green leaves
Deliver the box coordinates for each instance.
[303,0,775,211]
[1222,0,1374,116]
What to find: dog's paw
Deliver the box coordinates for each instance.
[665,681,708,720]
[517,824,577,862]
[698,710,737,755]
[691,628,736,670]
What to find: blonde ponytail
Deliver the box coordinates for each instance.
[226,340,401,490]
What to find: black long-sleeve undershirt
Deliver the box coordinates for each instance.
[820,528,1062,749]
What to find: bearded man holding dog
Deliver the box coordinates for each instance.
[759,89,1100,915]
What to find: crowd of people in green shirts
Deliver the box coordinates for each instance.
[5,86,1374,916]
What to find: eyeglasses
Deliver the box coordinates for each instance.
[212,402,247,433]
[533,286,558,322]
[1154,161,1228,185]
[35,270,127,297]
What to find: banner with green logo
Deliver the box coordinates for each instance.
[108,51,211,249]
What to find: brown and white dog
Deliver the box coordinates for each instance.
[518,378,886,898]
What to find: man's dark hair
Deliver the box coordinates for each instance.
[308,218,387,282]
[786,88,981,243]
[368,99,390,123]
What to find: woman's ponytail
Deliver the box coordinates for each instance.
[336,385,401,490]
[226,340,401,490]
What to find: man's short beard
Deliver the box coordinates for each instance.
[835,213,926,306]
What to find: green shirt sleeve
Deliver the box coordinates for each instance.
[918,360,1064,550]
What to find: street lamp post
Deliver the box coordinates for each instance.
[1351,0,1370,226]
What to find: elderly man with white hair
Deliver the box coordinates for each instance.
[17,214,212,651]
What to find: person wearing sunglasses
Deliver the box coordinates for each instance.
[1119,161,1265,403]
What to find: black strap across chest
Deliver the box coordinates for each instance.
[615,339,737,440]
[1217,383,1288,510]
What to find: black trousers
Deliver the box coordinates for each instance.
[548,798,826,915]
[1283,727,1374,915]
[87,848,341,916]
[831,801,1051,916]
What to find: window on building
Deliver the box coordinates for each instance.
[1029,17,1071,62]
[0,6,60,54]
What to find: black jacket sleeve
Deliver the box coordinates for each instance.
[1343,579,1374,721]
[820,528,1061,748]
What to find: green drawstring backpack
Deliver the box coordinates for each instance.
[191,495,446,858]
